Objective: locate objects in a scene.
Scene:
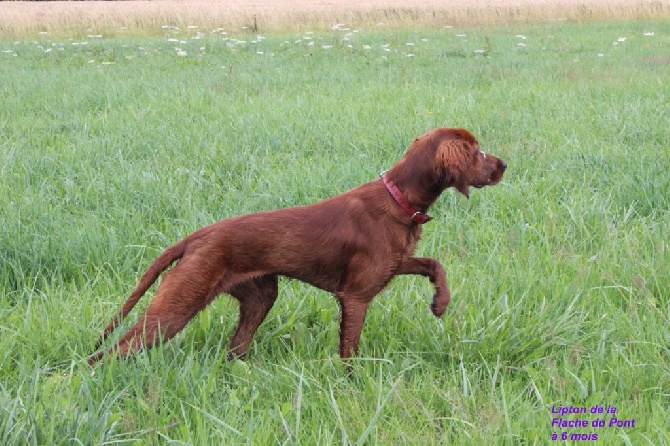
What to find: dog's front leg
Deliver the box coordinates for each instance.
[396,257,450,317]
[335,295,372,359]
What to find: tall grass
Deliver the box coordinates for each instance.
[1,18,669,444]
[1,0,669,38]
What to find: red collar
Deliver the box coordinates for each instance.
[380,172,432,224]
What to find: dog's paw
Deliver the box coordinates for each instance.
[430,291,450,317]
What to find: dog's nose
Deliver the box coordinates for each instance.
[500,161,507,170]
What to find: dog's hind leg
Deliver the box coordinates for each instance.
[100,256,227,361]
[108,291,214,360]
[226,275,278,360]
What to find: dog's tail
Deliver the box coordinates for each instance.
[91,225,215,354]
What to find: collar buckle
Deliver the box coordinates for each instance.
[411,211,432,224]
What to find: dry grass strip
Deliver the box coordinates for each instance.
[1,0,669,37]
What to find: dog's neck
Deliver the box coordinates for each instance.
[380,173,432,224]
[385,162,445,214]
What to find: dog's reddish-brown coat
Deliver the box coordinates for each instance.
[89,128,506,364]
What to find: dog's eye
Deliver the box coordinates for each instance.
[480,151,487,160]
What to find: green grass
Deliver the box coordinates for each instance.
[1,20,669,444]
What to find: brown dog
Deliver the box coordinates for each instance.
[89,128,506,364]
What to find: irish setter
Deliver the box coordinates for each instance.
[88,128,506,364]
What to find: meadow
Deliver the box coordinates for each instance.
[1,9,670,445]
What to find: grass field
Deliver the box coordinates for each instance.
[1,7,670,445]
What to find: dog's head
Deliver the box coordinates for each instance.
[433,128,507,198]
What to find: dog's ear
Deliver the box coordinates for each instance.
[435,138,473,198]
